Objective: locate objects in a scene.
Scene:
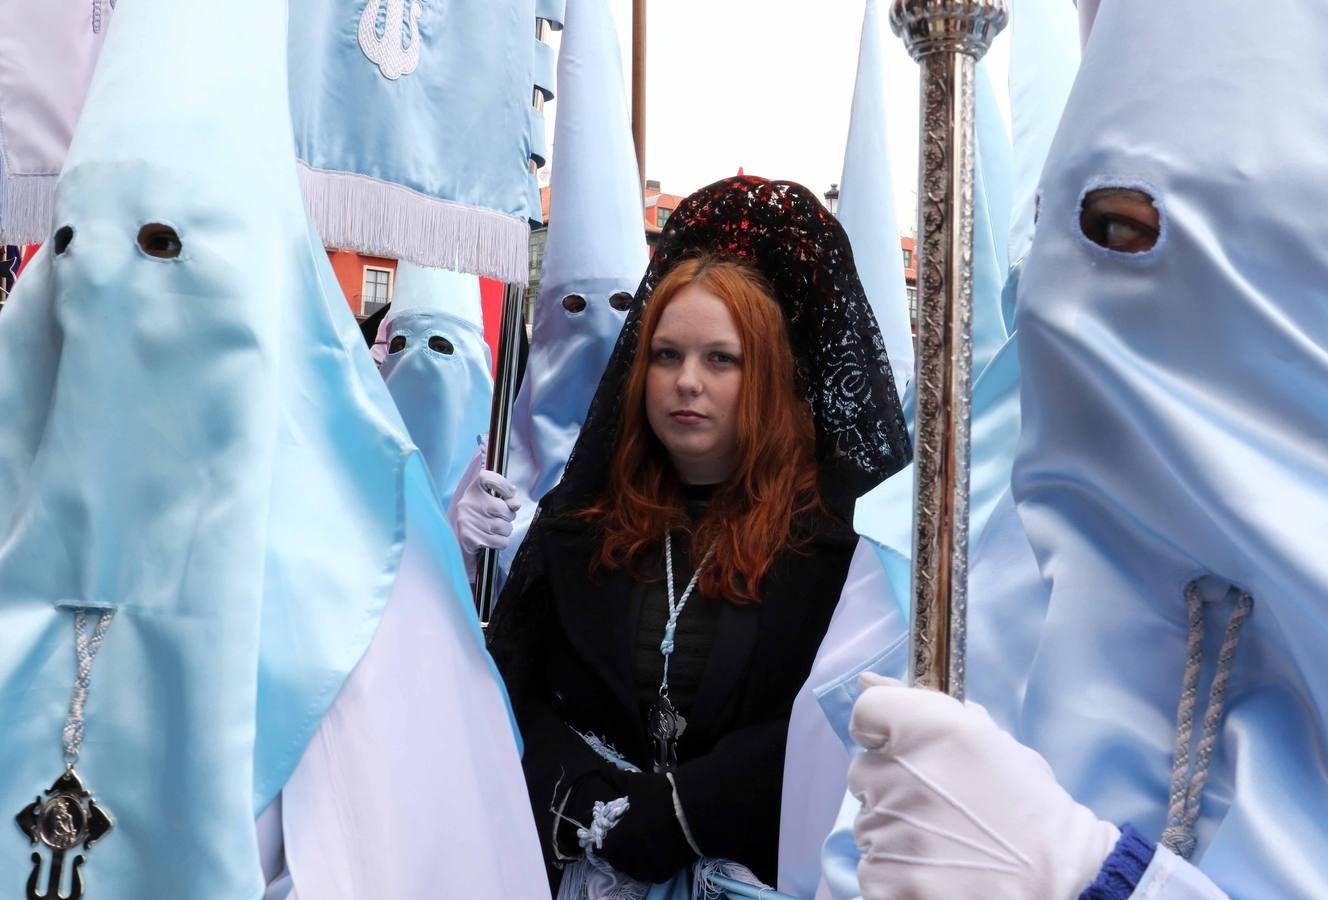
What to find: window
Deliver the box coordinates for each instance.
[907,287,919,323]
[361,266,392,316]
[656,206,672,228]
[902,248,913,269]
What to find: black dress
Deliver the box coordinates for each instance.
[487,500,859,887]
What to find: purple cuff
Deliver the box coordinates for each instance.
[1079,824,1156,900]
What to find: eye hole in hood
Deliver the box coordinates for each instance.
[428,335,454,355]
[53,226,75,255]
[138,223,183,259]
[1079,187,1160,254]
[389,335,407,354]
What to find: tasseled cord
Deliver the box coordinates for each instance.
[1160,581,1254,859]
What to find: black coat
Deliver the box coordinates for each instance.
[488,508,859,886]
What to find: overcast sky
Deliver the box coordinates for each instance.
[541,1,1011,232]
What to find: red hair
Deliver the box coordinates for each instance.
[580,256,821,604]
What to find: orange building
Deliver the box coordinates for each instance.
[643,180,686,242]
[326,249,397,319]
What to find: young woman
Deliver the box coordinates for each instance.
[486,176,912,896]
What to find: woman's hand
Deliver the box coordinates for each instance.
[847,674,1120,900]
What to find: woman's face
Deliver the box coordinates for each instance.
[645,283,744,484]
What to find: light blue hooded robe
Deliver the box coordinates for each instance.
[825,0,1328,895]
[0,0,541,895]
[500,0,647,575]
[380,262,493,508]
[1004,0,1328,892]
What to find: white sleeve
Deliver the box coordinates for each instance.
[777,540,907,897]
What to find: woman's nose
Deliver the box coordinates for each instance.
[676,359,703,395]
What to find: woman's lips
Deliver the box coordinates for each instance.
[670,410,707,425]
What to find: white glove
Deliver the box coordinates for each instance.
[847,673,1120,900]
[452,468,521,560]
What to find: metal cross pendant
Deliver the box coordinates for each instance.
[15,768,113,900]
[648,694,686,773]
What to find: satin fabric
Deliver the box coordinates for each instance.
[0,0,524,894]
[380,263,493,508]
[0,1,116,243]
[836,0,914,395]
[500,0,646,573]
[1006,0,1079,263]
[1004,0,1328,892]
[777,542,907,897]
[273,458,545,899]
[289,0,548,225]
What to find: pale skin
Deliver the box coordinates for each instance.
[645,284,744,485]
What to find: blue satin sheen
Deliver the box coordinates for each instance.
[501,0,646,572]
[381,265,493,509]
[1003,1,1328,892]
[289,0,544,222]
[837,0,915,395]
[0,1,509,895]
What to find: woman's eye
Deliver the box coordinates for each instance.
[137,223,183,259]
[1079,188,1160,253]
[428,336,454,355]
[652,348,679,362]
[709,352,739,365]
[388,335,407,353]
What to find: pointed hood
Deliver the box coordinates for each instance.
[0,0,447,892]
[1007,0,1079,263]
[837,0,914,394]
[501,0,648,569]
[1009,0,1328,887]
[382,263,493,506]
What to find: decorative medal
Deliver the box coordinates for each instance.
[15,768,113,900]
[648,693,686,773]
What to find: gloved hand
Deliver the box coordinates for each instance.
[847,673,1120,900]
[452,467,521,567]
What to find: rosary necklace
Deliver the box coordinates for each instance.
[648,533,715,773]
[15,610,116,900]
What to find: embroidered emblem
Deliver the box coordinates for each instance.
[358,0,425,81]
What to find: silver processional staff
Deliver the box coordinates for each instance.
[890,0,1007,698]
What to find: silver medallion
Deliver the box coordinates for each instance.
[648,695,686,773]
[15,768,113,900]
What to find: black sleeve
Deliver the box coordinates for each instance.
[669,718,789,879]
[590,718,791,884]
[487,562,631,867]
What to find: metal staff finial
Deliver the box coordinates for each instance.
[891,0,1007,699]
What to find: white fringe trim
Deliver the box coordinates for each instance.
[298,163,530,284]
[1,174,58,245]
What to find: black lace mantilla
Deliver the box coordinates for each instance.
[490,176,912,682]
[544,175,910,518]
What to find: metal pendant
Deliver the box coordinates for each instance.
[15,768,113,900]
[648,695,686,773]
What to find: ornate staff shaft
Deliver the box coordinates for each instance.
[891,0,1006,698]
